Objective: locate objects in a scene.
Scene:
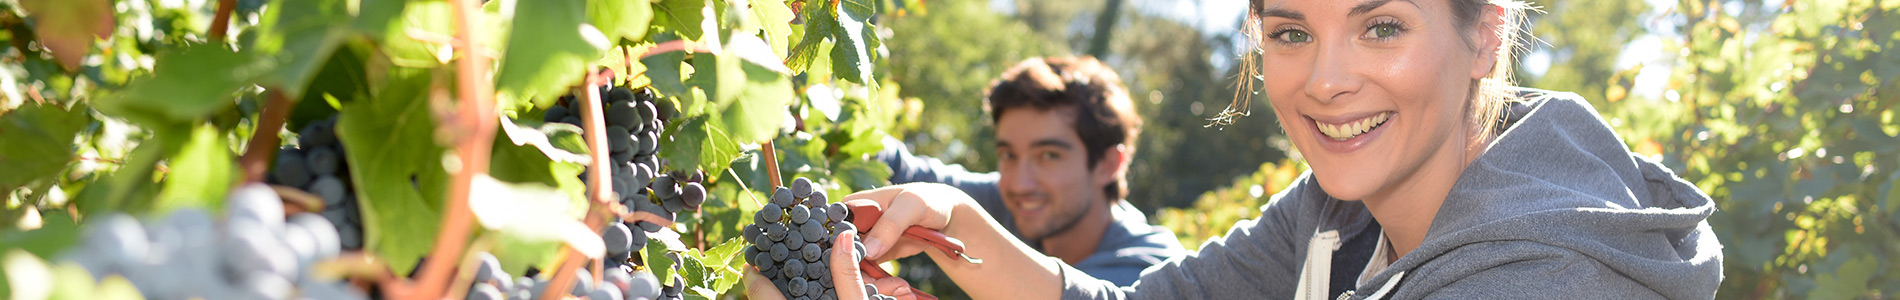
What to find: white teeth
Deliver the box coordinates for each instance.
[1317,112,1390,141]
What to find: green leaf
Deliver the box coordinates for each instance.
[652,0,711,41]
[784,0,836,72]
[336,70,451,276]
[491,116,590,207]
[747,0,796,58]
[0,213,82,259]
[590,0,654,43]
[660,115,743,176]
[830,158,891,193]
[381,0,454,68]
[154,124,237,213]
[0,102,90,192]
[96,43,266,125]
[18,0,113,71]
[828,0,878,85]
[640,33,694,98]
[495,0,611,108]
[700,238,746,269]
[467,176,603,259]
[643,239,676,283]
[691,48,747,106]
[254,0,353,98]
[287,45,370,135]
[681,252,706,287]
[713,56,795,144]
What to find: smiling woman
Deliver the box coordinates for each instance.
[799,0,1726,299]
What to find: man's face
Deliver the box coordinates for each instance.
[994,106,1106,241]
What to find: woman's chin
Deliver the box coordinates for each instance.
[1311,169,1382,201]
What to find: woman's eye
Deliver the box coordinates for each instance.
[1270,29,1311,44]
[1364,22,1404,39]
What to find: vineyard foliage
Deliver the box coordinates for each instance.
[0,0,918,298]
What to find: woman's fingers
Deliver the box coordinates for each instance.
[869,276,915,299]
[831,231,869,300]
[743,265,789,300]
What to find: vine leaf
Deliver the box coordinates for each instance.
[336,70,450,277]
[154,125,237,212]
[829,0,878,85]
[96,43,266,125]
[467,175,604,259]
[18,0,114,71]
[496,0,610,108]
[590,0,655,43]
[0,103,91,192]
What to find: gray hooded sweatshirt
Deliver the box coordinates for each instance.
[1058,90,1724,299]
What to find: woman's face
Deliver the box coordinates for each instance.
[1255,0,1496,201]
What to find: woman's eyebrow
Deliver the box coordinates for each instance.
[1258,4,1305,21]
[1349,0,1420,17]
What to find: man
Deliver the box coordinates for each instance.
[876,57,1183,286]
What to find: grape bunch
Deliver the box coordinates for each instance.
[459,251,667,300]
[58,183,366,299]
[544,84,703,300]
[544,85,707,236]
[745,177,896,300]
[268,115,365,251]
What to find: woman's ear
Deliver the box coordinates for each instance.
[1470,5,1507,80]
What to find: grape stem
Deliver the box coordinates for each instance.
[411,0,498,297]
[210,0,235,40]
[238,90,293,184]
[639,40,715,59]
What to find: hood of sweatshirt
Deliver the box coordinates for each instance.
[1355,90,1724,299]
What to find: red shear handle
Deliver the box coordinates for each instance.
[843,200,983,264]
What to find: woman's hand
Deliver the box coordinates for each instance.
[742,232,922,300]
[839,183,973,262]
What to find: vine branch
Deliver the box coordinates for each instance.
[238,90,293,183]
[410,0,498,297]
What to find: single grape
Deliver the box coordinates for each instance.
[638,131,660,156]
[607,125,633,153]
[826,203,849,223]
[788,205,810,224]
[771,186,796,207]
[784,231,805,249]
[664,276,684,297]
[743,224,763,244]
[310,175,349,207]
[808,205,828,223]
[761,203,784,222]
[770,243,790,262]
[81,214,148,266]
[808,190,829,206]
[652,176,680,199]
[468,283,504,300]
[306,146,341,176]
[661,196,685,213]
[570,270,595,296]
[226,183,285,229]
[787,277,808,297]
[603,222,634,256]
[221,218,298,279]
[591,286,624,300]
[338,221,364,249]
[805,280,824,298]
[273,148,312,187]
[800,243,822,263]
[831,222,857,236]
[628,225,649,250]
[544,105,570,123]
[606,100,642,129]
[300,119,338,148]
[625,271,661,299]
[801,221,826,244]
[791,177,814,199]
[680,182,705,211]
[288,213,341,262]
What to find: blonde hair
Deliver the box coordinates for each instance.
[1218,0,1536,145]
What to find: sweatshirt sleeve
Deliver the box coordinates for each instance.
[1060,175,1323,300]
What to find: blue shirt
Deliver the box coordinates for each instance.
[875,138,1187,286]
